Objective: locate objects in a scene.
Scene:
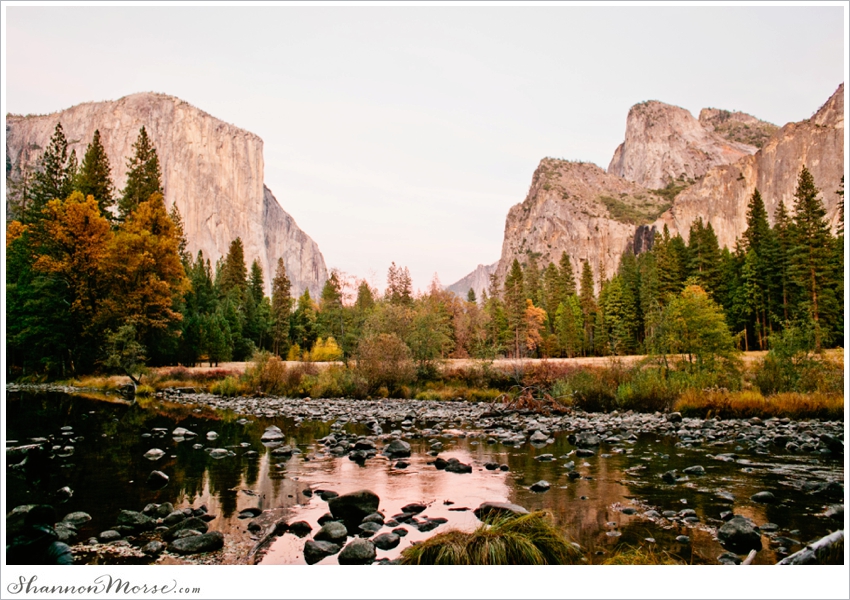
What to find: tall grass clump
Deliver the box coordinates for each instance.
[400,511,582,565]
[675,388,843,420]
[615,367,681,412]
[600,545,683,565]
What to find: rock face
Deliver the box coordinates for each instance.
[5,92,327,297]
[477,85,843,293]
[608,100,760,189]
[655,84,845,248]
[494,159,665,291]
[445,262,498,301]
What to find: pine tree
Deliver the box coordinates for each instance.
[504,259,527,357]
[523,253,542,306]
[558,252,577,300]
[832,178,844,343]
[248,259,265,305]
[119,127,163,220]
[75,129,116,219]
[26,123,78,222]
[219,238,248,296]
[787,167,838,349]
[578,261,596,355]
[386,262,413,305]
[555,296,583,358]
[466,288,477,303]
[541,262,561,330]
[739,190,779,349]
[772,200,793,323]
[168,204,191,267]
[271,258,293,357]
[687,218,722,298]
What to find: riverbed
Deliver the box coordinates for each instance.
[5,388,844,565]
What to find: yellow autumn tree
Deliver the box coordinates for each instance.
[99,192,190,364]
[33,192,112,340]
[524,299,547,354]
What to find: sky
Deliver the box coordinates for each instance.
[3,4,846,294]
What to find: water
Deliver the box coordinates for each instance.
[5,391,844,565]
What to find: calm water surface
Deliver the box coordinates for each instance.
[5,391,843,565]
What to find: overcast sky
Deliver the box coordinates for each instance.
[4,4,846,293]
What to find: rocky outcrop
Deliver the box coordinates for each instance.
[5,92,327,297]
[494,159,667,291]
[699,107,778,149]
[655,83,845,247]
[608,100,760,189]
[445,262,497,301]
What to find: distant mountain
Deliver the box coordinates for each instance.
[445,262,498,301]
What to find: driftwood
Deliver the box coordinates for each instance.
[777,530,844,565]
[5,443,45,459]
[742,549,758,565]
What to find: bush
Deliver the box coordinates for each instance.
[400,511,582,565]
[354,333,415,395]
[308,365,366,399]
[241,351,317,396]
[210,376,242,397]
[674,388,843,420]
[552,365,629,412]
[309,337,343,362]
[616,367,680,412]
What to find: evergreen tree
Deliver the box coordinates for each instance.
[219,238,248,296]
[602,274,638,355]
[248,259,265,305]
[739,190,779,348]
[26,123,78,222]
[637,251,662,345]
[169,204,191,266]
[467,288,477,303]
[291,289,318,352]
[355,280,376,313]
[832,178,844,344]
[270,258,293,357]
[772,200,793,322]
[75,129,115,219]
[503,259,527,357]
[523,253,542,306]
[541,261,561,330]
[119,127,163,220]
[555,296,583,358]
[687,218,723,298]
[558,252,577,300]
[386,262,413,305]
[578,261,597,355]
[787,167,838,349]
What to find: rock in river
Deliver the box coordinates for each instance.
[372,532,400,550]
[474,502,529,521]
[314,521,348,544]
[146,470,169,488]
[261,426,286,442]
[718,516,763,553]
[163,517,209,541]
[750,491,777,504]
[328,490,380,525]
[115,510,155,532]
[304,540,341,565]
[170,531,224,554]
[530,480,551,492]
[383,439,411,458]
[338,538,376,565]
[143,448,166,461]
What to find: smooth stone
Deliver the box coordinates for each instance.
[372,532,400,550]
[474,502,529,521]
[147,470,169,488]
[289,521,313,537]
[401,503,426,515]
[141,540,164,556]
[314,521,348,544]
[383,439,411,458]
[328,490,380,526]
[718,516,763,553]
[530,480,551,492]
[115,510,155,532]
[683,465,705,476]
[303,540,341,565]
[170,531,224,554]
[175,529,203,539]
[143,448,166,460]
[751,491,777,503]
[162,510,186,526]
[163,517,209,541]
[358,521,382,536]
[61,512,92,527]
[98,530,122,542]
[338,538,376,565]
[261,426,285,442]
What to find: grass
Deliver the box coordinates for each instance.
[400,511,583,565]
[674,389,844,420]
[599,545,683,565]
[598,194,673,226]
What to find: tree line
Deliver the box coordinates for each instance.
[5,122,844,380]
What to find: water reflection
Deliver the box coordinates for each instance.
[5,392,843,565]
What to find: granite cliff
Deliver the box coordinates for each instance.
[5,92,327,297]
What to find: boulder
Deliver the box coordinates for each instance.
[147,470,169,488]
[115,510,155,532]
[303,540,341,565]
[261,426,285,442]
[819,434,843,455]
[143,448,166,460]
[574,433,600,448]
[61,511,92,527]
[162,510,186,526]
[383,439,411,458]
[401,503,426,515]
[98,530,122,542]
[444,458,472,474]
[141,540,164,556]
[683,465,705,476]
[718,516,763,553]
[170,531,224,554]
[474,502,529,521]
[530,480,551,492]
[372,532,400,550]
[328,490,380,525]
[358,521,382,537]
[314,521,348,544]
[289,521,313,537]
[338,538,376,565]
[163,517,209,541]
[750,491,777,504]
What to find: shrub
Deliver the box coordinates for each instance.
[674,388,843,420]
[400,511,582,565]
[616,367,680,412]
[354,333,415,395]
[309,337,343,362]
[135,384,155,396]
[210,376,242,397]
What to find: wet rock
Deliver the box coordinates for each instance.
[304,540,341,565]
[162,510,186,526]
[314,521,348,544]
[474,502,529,521]
[433,458,448,470]
[170,531,224,554]
[667,412,683,423]
[414,520,441,532]
[530,480,551,492]
[568,471,581,480]
[61,511,92,527]
[718,516,762,553]
[758,523,779,532]
[208,448,229,459]
[206,431,218,441]
[574,433,600,448]
[317,513,337,525]
[143,448,166,461]
[823,505,844,521]
[163,517,209,541]
[676,535,690,543]
[682,465,705,476]
[576,449,595,457]
[328,490,380,525]
[444,458,472,474]
[717,551,741,565]
[719,511,734,521]
[362,512,385,525]
[54,522,78,543]
[819,434,843,455]
[348,450,369,462]
[499,464,510,471]
[484,462,500,470]
[358,521,382,537]
[338,538,376,565]
[172,427,196,438]
[55,486,73,502]
[142,540,164,556]
[529,431,549,444]
[247,520,263,533]
[384,440,410,458]
[535,453,555,461]
[289,521,313,537]
[238,508,263,519]
[115,510,155,532]
[99,530,122,542]
[661,470,679,484]
[750,491,777,504]
[261,426,285,442]
[146,470,169,488]
[401,503,426,515]
[372,532,400,550]
[317,490,339,501]
[392,527,408,537]
[175,529,203,539]
[271,446,293,457]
